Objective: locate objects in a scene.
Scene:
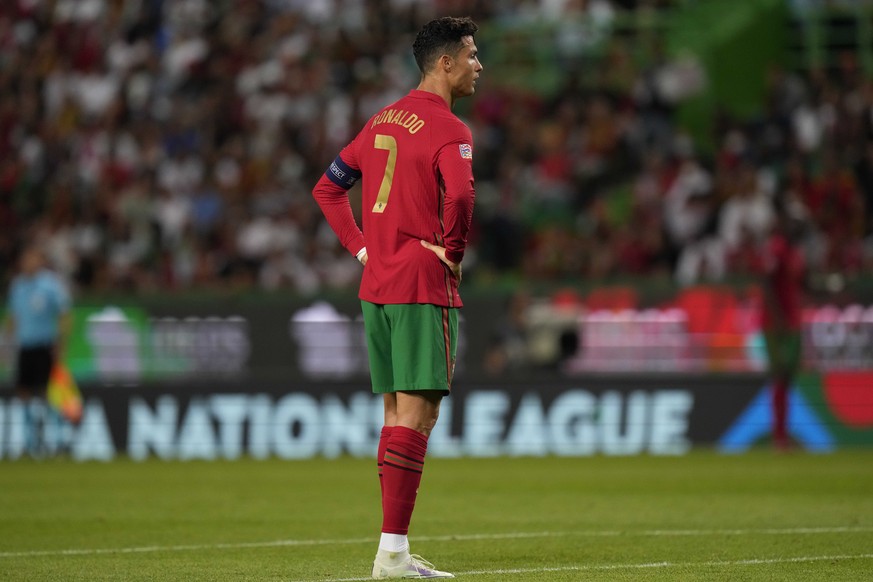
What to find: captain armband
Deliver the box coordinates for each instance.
[325,156,362,189]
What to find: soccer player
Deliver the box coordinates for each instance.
[761,196,806,451]
[311,16,482,579]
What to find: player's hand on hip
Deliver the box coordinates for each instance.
[420,240,462,282]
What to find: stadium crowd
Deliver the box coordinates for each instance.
[1,0,871,294]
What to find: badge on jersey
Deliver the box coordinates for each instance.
[459,143,473,160]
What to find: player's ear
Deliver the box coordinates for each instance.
[440,54,453,73]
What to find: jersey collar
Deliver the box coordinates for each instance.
[408,89,450,110]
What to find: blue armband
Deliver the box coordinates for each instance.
[325,156,362,189]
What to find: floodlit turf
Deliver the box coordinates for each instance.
[1,450,872,581]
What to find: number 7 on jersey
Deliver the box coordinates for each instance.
[372,134,397,213]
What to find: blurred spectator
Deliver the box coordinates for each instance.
[662,138,723,285]
[718,160,775,263]
[855,141,873,236]
[0,0,868,295]
[484,290,531,375]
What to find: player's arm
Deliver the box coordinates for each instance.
[312,143,367,262]
[435,133,475,266]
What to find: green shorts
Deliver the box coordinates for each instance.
[763,330,802,377]
[361,301,458,395]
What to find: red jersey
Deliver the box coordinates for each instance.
[313,90,475,307]
[761,233,805,331]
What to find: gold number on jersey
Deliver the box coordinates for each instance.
[372,134,397,213]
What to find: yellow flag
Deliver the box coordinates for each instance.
[47,363,83,425]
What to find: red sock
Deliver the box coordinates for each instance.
[381,426,428,535]
[377,426,393,496]
[772,379,788,443]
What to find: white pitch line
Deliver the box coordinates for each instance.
[1,526,871,559]
[0,537,374,559]
[290,553,873,582]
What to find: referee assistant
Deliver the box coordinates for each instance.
[4,246,72,456]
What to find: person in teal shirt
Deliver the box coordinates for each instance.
[4,246,72,456]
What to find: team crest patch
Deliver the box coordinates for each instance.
[459,143,472,159]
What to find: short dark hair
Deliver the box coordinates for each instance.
[412,17,479,74]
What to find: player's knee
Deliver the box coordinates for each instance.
[422,411,440,435]
[405,410,439,437]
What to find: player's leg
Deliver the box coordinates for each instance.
[16,346,52,457]
[380,390,442,546]
[17,386,39,458]
[383,393,398,426]
[379,394,397,495]
[372,304,457,579]
[362,302,397,492]
[381,304,455,541]
[375,391,453,578]
[774,331,802,450]
[772,373,789,448]
[767,330,798,450]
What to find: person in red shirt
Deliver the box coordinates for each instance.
[761,195,807,451]
[312,16,482,579]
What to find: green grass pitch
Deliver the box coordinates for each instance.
[1,450,872,581]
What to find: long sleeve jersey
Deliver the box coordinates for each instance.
[312,90,475,307]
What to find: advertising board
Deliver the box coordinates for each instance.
[0,375,765,461]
